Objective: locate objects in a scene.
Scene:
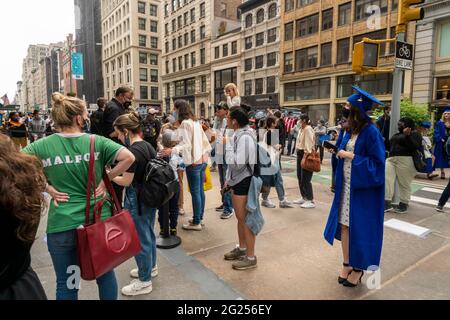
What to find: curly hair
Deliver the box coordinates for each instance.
[0,134,47,243]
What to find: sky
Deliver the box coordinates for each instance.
[0,0,75,101]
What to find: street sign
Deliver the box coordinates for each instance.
[395,41,413,70]
[72,52,84,80]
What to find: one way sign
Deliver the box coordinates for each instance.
[395,41,414,70]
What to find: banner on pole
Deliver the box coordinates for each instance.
[72,52,84,80]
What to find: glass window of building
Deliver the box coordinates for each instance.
[151,37,158,49]
[355,0,388,21]
[337,74,393,98]
[151,87,158,100]
[245,80,252,96]
[178,56,183,71]
[285,22,294,41]
[184,12,189,25]
[223,44,228,57]
[140,68,148,81]
[392,0,398,10]
[295,46,318,71]
[201,76,207,92]
[245,14,253,28]
[173,58,177,72]
[268,3,277,19]
[140,86,148,100]
[200,48,206,64]
[436,76,450,100]
[150,20,158,33]
[150,4,158,16]
[175,80,185,96]
[138,2,145,14]
[337,38,350,63]
[256,32,265,47]
[191,52,196,66]
[172,19,176,32]
[178,35,183,48]
[138,18,146,30]
[200,2,206,18]
[285,0,294,12]
[255,55,264,69]
[245,58,252,71]
[178,16,182,30]
[256,9,265,24]
[191,30,196,43]
[267,76,276,93]
[267,52,277,66]
[215,47,220,59]
[439,22,450,58]
[284,78,330,101]
[296,13,319,37]
[164,4,169,17]
[232,41,238,55]
[200,25,206,39]
[165,23,169,36]
[214,68,237,104]
[322,8,333,31]
[139,35,147,47]
[268,28,277,43]
[321,42,332,66]
[284,52,293,72]
[165,84,170,98]
[338,2,351,26]
[255,79,264,95]
[172,38,177,51]
[165,60,169,74]
[297,0,317,6]
[184,33,189,46]
[221,3,227,17]
[139,52,148,64]
[191,8,196,22]
[245,36,253,50]
[151,69,158,82]
[184,54,189,69]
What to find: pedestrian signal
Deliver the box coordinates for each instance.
[397,0,425,33]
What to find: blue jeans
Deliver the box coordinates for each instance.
[158,189,180,230]
[262,170,286,201]
[218,163,233,213]
[125,186,157,282]
[47,230,118,300]
[186,163,207,225]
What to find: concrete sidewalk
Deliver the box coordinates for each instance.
[32,164,450,300]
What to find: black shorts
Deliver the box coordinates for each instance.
[231,176,252,196]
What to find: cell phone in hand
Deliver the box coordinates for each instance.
[323,141,338,153]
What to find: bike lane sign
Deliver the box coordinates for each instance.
[395,41,413,70]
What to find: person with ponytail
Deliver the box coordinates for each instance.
[22,93,135,300]
[111,112,159,297]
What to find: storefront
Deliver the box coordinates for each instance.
[241,93,280,110]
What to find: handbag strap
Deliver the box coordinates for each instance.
[85,135,97,225]
[103,170,122,213]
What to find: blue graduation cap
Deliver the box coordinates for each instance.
[443,107,450,114]
[347,85,385,113]
[420,121,431,129]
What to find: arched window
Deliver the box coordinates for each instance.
[256,9,265,24]
[268,3,277,19]
[245,14,253,28]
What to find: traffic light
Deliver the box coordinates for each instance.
[352,39,380,73]
[397,0,425,33]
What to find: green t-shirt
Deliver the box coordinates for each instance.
[23,133,124,234]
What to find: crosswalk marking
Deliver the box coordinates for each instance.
[410,196,450,208]
[422,187,444,194]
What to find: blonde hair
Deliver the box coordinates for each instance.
[113,112,142,134]
[225,83,240,97]
[442,111,450,122]
[51,93,86,129]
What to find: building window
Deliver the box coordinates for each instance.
[138,18,146,30]
[321,42,332,66]
[184,12,189,25]
[184,33,189,46]
[285,22,293,41]
[172,58,177,72]
[245,80,252,96]
[200,48,206,64]
[150,20,158,33]
[201,76,207,92]
[165,84,170,98]
[139,35,147,47]
[139,52,148,64]
[191,30,196,43]
[267,76,276,93]
[172,38,177,51]
[245,58,252,71]
[200,2,206,18]
[223,44,228,57]
[353,28,388,56]
[355,0,388,21]
[322,8,333,31]
[150,4,157,16]
[256,9,265,24]
[255,55,264,69]
[150,69,158,82]
[151,87,159,100]
[268,28,277,43]
[284,52,293,73]
[172,19,176,32]
[184,54,189,69]
[284,78,330,101]
[214,68,237,104]
[178,16,182,30]
[200,25,206,39]
[245,14,253,28]
[191,8,196,22]
[191,52,196,66]
[164,4,169,17]
[296,13,319,38]
[392,0,398,10]
[140,86,148,100]
[337,74,393,98]
[140,68,148,82]
[285,0,294,12]
[215,47,220,59]
[255,79,264,95]
[165,23,169,36]
[256,32,264,47]
[165,60,169,74]
[138,2,146,14]
[178,35,183,48]
[337,38,350,63]
[268,3,277,19]
[267,52,277,67]
[295,46,318,71]
[437,76,450,100]
[232,41,237,55]
[245,36,253,50]
[439,22,450,58]
[175,80,185,97]
[150,37,158,49]
[338,2,351,26]
[297,0,317,6]
[178,56,183,70]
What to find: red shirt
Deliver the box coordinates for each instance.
[284,117,297,134]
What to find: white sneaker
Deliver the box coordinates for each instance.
[301,201,316,209]
[261,199,276,208]
[121,280,153,297]
[280,199,294,208]
[293,198,306,205]
[130,266,159,279]
[188,219,205,226]
[183,222,203,231]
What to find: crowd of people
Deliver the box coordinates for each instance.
[2,82,450,300]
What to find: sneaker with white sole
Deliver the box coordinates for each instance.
[301,201,316,209]
[293,198,306,205]
[436,205,445,213]
[261,199,276,208]
[183,222,203,231]
[232,256,258,270]
[188,219,205,226]
[121,280,153,297]
[130,266,159,279]
[221,211,235,219]
[280,199,294,208]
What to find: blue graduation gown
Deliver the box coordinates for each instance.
[433,121,450,169]
[324,124,385,270]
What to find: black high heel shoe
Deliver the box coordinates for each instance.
[343,269,364,287]
[338,263,352,284]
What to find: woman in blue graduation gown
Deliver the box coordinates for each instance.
[324,86,385,288]
[433,108,450,179]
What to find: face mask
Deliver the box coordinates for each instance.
[173,111,179,121]
[124,135,131,147]
[123,101,132,109]
[342,108,351,119]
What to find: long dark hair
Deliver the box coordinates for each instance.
[347,106,369,134]
[174,99,196,122]
[229,104,251,128]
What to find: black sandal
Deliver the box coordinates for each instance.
[343,268,364,287]
[338,263,352,284]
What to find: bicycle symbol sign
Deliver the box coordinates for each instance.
[395,41,414,70]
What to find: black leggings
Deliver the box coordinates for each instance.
[297,150,314,201]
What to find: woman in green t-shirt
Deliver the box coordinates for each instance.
[23,93,135,300]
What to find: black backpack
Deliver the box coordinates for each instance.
[134,144,180,209]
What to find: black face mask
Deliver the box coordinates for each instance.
[342,108,350,119]
[398,125,405,133]
[123,101,132,109]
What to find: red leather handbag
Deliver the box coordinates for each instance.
[76,135,141,281]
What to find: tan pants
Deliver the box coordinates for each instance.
[178,170,184,210]
[385,156,417,204]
